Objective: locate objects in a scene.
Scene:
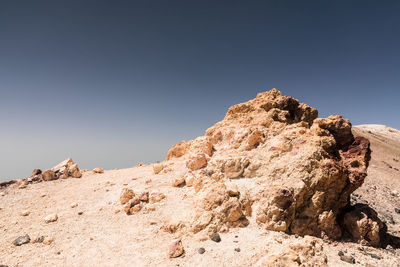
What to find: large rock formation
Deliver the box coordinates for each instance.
[166,89,378,242]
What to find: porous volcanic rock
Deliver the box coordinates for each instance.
[165,89,374,241]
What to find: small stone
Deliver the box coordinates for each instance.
[185,174,195,187]
[31,168,42,176]
[210,232,221,242]
[172,177,186,187]
[144,206,156,213]
[198,247,205,254]
[0,264,9,267]
[234,248,241,252]
[18,183,27,189]
[395,208,400,214]
[78,211,83,215]
[120,188,135,204]
[226,183,240,197]
[129,196,141,206]
[338,251,344,256]
[13,234,30,246]
[139,191,149,202]
[44,213,58,223]
[168,239,184,258]
[340,255,355,264]
[153,164,164,174]
[370,253,381,260]
[70,202,78,208]
[391,190,399,197]
[33,236,44,243]
[128,204,142,215]
[20,210,30,216]
[92,168,104,174]
[149,191,166,203]
[43,238,54,245]
[114,209,121,214]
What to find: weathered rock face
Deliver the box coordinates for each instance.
[166,89,374,241]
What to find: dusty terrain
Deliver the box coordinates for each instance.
[1,91,400,267]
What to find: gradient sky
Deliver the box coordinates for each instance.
[1,0,399,180]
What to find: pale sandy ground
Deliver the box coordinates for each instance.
[0,124,400,267]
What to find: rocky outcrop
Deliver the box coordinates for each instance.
[165,89,377,243]
[28,158,82,183]
[51,158,82,178]
[0,158,83,189]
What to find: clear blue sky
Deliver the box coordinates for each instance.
[1,0,399,180]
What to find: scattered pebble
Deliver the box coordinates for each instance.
[33,236,45,243]
[234,248,241,252]
[340,255,355,264]
[78,211,83,215]
[395,208,400,214]
[198,247,205,254]
[13,234,30,246]
[18,183,27,189]
[70,202,78,208]
[172,177,186,187]
[44,214,58,223]
[92,168,104,174]
[338,251,344,256]
[210,233,221,243]
[43,238,54,245]
[370,253,381,260]
[20,210,30,216]
[168,239,184,258]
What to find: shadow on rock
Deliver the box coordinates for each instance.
[340,203,388,247]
